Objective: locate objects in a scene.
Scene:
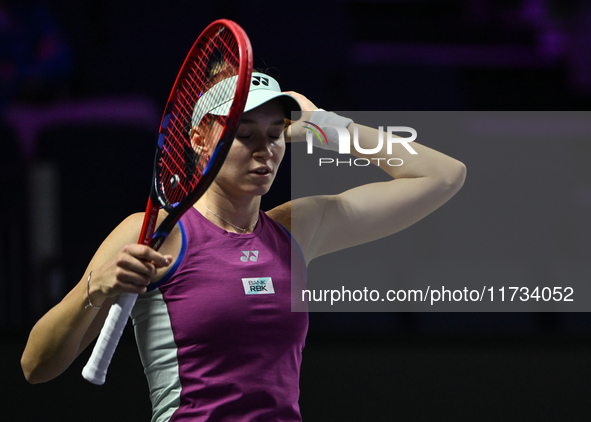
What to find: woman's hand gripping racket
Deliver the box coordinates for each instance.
[82,19,253,385]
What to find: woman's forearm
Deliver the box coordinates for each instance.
[22,213,172,384]
[21,278,111,384]
[348,123,466,186]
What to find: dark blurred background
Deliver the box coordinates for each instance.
[2,0,591,420]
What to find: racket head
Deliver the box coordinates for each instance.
[147,19,253,246]
[82,20,252,385]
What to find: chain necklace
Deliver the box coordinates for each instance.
[203,203,259,233]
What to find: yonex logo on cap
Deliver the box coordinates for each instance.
[252,76,269,86]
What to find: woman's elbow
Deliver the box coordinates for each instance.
[452,160,467,189]
[21,353,53,384]
[440,159,467,197]
[21,355,41,384]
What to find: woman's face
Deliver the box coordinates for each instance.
[211,99,286,198]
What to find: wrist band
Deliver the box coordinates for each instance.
[307,108,354,152]
[84,271,103,310]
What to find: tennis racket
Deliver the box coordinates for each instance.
[82,19,253,385]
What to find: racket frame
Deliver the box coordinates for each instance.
[143,19,252,251]
[82,19,253,385]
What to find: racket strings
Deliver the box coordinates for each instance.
[157,28,242,208]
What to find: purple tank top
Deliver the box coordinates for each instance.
[132,207,308,422]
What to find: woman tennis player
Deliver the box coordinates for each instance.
[21,72,466,421]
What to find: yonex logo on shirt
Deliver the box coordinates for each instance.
[240,251,258,262]
[242,277,275,295]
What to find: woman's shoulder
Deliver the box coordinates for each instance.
[265,196,334,266]
[266,201,291,232]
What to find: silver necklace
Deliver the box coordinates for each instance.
[203,203,258,233]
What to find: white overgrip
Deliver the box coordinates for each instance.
[81,293,138,385]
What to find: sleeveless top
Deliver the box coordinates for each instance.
[131,207,308,422]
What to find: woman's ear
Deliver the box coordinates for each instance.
[190,127,211,158]
[190,127,205,149]
[190,127,199,146]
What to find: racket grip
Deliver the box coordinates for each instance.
[81,293,138,385]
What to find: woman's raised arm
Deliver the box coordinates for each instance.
[284,92,466,264]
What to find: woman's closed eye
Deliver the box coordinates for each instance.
[236,133,252,140]
[236,132,283,142]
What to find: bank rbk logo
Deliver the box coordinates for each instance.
[242,277,275,295]
[240,251,259,262]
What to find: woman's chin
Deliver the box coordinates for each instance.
[231,183,272,198]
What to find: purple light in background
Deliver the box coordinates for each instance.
[349,42,559,68]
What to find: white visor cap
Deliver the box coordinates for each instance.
[192,72,302,127]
